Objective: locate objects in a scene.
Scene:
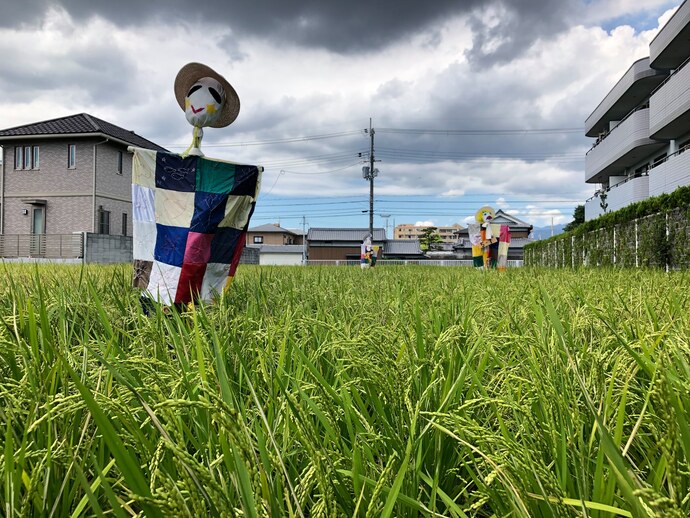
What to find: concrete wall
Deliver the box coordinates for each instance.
[84,233,132,264]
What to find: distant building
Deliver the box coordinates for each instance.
[307,228,386,261]
[246,223,303,246]
[394,223,464,242]
[584,0,690,220]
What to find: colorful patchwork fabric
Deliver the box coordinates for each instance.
[130,147,262,305]
[497,225,511,270]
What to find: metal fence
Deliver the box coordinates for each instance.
[0,234,84,259]
[306,259,524,267]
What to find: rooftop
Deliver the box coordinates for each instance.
[0,113,167,152]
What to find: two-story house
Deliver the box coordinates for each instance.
[0,113,166,246]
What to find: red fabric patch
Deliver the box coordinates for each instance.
[184,232,214,264]
[175,263,207,303]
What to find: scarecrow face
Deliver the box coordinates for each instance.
[481,211,493,223]
[184,77,225,127]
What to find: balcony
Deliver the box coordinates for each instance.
[649,146,690,197]
[584,175,650,221]
[649,0,690,70]
[649,59,690,139]
[585,108,665,183]
[585,58,668,138]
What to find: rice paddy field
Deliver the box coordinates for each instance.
[1,264,689,517]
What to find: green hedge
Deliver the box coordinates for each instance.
[525,184,690,269]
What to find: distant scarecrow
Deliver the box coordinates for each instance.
[468,206,510,270]
[131,62,262,307]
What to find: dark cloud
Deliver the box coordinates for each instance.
[463,0,581,67]
[4,0,577,60]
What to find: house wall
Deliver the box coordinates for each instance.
[246,231,303,246]
[3,139,94,233]
[2,138,134,235]
[259,253,303,265]
[308,246,360,261]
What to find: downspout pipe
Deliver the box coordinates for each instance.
[92,138,109,232]
[0,144,4,234]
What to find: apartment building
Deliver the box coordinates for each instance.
[584,0,690,220]
[394,223,464,242]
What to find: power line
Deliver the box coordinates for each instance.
[163,129,364,148]
[377,127,583,135]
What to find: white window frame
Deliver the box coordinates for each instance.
[253,235,264,244]
[32,146,39,169]
[24,146,31,169]
[14,147,23,170]
[68,144,76,169]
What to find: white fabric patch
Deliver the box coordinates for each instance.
[132,184,156,223]
[133,220,157,262]
[145,261,181,306]
[201,262,231,300]
[131,147,157,188]
[218,195,253,229]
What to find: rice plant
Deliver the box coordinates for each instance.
[0,263,688,517]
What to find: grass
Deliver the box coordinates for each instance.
[0,263,689,516]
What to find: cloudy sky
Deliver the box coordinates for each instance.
[0,0,680,232]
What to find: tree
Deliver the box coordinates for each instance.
[419,226,443,251]
[563,205,585,233]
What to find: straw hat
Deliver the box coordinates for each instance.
[174,62,240,128]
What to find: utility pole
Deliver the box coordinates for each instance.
[369,118,375,237]
[302,215,307,265]
[362,118,379,239]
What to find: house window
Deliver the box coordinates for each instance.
[98,207,110,234]
[14,147,23,169]
[253,236,263,244]
[15,146,40,169]
[117,151,123,174]
[68,144,76,169]
[122,212,128,236]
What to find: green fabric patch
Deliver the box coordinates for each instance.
[473,256,484,267]
[196,159,236,194]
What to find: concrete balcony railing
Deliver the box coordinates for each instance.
[585,58,668,138]
[584,196,605,221]
[585,108,664,183]
[649,146,690,197]
[649,0,690,69]
[649,59,690,140]
[584,175,650,221]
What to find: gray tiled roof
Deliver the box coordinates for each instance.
[307,228,386,241]
[249,224,299,234]
[0,113,167,151]
[384,239,423,255]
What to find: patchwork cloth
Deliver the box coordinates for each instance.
[130,147,262,305]
[497,225,511,271]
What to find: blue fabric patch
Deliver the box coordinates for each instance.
[155,152,197,192]
[230,165,261,196]
[154,224,189,267]
[190,191,229,233]
[209,226,242,264]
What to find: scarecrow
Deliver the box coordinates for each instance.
[131,62,262,308]
[360,235,380,269]
[468,206,510,269]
